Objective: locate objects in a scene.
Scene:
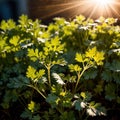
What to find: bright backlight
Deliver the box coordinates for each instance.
[87,0,116,17]
[91,0,113,6]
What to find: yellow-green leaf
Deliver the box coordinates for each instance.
[69,64,82,72]
[9,36,20,46]
[36,69,45,78]
[26,66,36,79]
[75,53,84,63]
[86,47,97,58]
[94,51,105,65]
[28,101,35,113]
[27,49,38,61]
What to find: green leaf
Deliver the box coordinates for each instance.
[0,19,16,30]
[105,84,116,101]
[32,115,41,120]
[73,100,84,111]
[101,70,112,82]
[75,15,86,24]
[109,60,120,72]
[1,90,18,109]
[81,91,92,101]
[86,47,97,58]
[60,111,75,120]
[75,53,84,63]
[69,64,82,72]
[26,66,36,80]
[113,72,120,84]
[83,68,98,80]
[36,69,45,79]
[18,15,29,28]
[46,94,59,108]
[27,49,39,61]
[94,85,103,95]
[85,47,105,65]
[93,51,105,65]
[44,36,65,53]
[20,109,32,119]
[9,36,20,46]
[28,101,35,113]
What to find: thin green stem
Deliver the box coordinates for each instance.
[27,85,46,99]
[74,65,90,93]
[47,64,51,87]
[74,69,85,93]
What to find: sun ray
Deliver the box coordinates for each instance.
[38,1,86,19]
[32,0,120,20]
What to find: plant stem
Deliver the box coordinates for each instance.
[74,66,88,93]
[47,64,51,87]
[27,85,46,99]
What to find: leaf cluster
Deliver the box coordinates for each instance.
[0,15,120,119]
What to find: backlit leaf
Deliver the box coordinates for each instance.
[86,47,97,58]
[75,53,84,63]
[9,36,20,46]
[27,49,39,61]
[28,101,35,113]
[36,69,45,79]
[26,66,36,80]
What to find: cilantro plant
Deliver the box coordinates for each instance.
[0,15,120,120]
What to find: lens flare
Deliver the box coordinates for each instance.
[33,0,120,20]
[91,0,113,6]
[88,0,115,17]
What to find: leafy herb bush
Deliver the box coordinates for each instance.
[0,15,120,120]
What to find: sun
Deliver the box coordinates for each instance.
[91,0,113,6]
[78,0,119,18]
[38,0,120,20]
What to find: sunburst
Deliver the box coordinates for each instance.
[35,0,120,20]
[85,0,120,18]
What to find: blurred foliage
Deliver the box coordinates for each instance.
[0,15,120,119]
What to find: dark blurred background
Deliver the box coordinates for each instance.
[0,0,28,21]
[0,0,120,23]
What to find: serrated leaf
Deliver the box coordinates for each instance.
[9,36,20,46]
[36,69,45,79]
[75,53,84,63]
[27,49,39,61]
[93,51,105,65]
[86,47,97,58]
[26,66,36,80]
[69,64,82,72]
[85,47,105,65]
[83,69,98,80]
[101,70,112,82]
